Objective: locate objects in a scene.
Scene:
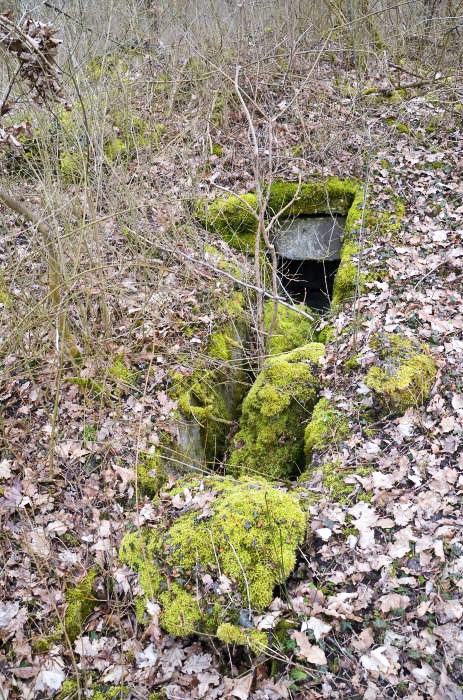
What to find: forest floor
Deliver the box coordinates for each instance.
[0,57,462,700]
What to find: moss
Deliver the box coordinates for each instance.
[264,300,315,355]
[203,244,244,282]
[304,398,349,463]
[320,462,372,502]
[108,357,137,386]
[30,635,59,654]
[196,177,360,253]
[137,451,167,498]
[196,192,258,252]
[365,333,436,412]
[331,185,365,308]
[217,623,267,653]
[318,324,335,344]
[159,586,202,636]
[119,476,306,644]
[58,680,78,699]
[105,136,128,161]
[345,355,360,371]
[58,681,131,700]
[170,295,250,466]
[91,687,130,700]
[0,289,12,308]
[83,424,97,442]
[300,461,372,503]
[227,343,324,480]
[63,376,105,397]
[59,150,83,181]
[211,143,223,156]
[64,568,98,642]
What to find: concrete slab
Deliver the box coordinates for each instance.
[273,215,345,261]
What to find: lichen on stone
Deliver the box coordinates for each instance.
[365,333,436,412]
[263,300,316,356]
[64,568,98,642]
[304,398,349,463]
[119,476,306,644]
[227,343,324,480]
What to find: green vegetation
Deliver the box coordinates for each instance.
[64,568,98,642]
[119,476,306,642]
[137,451,167,498]
[217,622,268,653]
[227,343,324,480]
[365,333,437,412]
[196,177,361,253]
[304,398,349,463]
[264,300,316,355]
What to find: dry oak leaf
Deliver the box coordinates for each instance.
[224,673,253,700]
[379,593,410,613]
[291,631,327,665]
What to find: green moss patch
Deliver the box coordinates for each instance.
[264,300,316,356]
[137,451,167,498]
[365,333,437,412]
[227,343,324,480]
[304,398,349,463]
[119,476,306,647]
[170,293,250,466]
[299,461,372,504]
[196,177,360,253]
[64,568,98,642]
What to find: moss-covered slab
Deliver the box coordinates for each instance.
[170,292,250,468]
[196,177,361,254]
[119,476,306,648]
[264,299,316,356]
[304,397,349,464]
[227,343,324,480]
[365,333,437,412]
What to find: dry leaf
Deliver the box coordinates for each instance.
[292,631,327,665]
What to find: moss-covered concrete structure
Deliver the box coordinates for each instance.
[169,291,250,468]
[119,476,306,646]
[227,342,324,480]
[263,299,316,356]
[196,177,365,308]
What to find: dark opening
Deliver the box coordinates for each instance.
[273,214,345,313]
[277,257,340,313]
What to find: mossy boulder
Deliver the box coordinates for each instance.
[365,333,437,412]
[227,343,324,480]
[119,476,306,647]
[304,398,349,463]
[264,300,316,356]
[196,177,360,254]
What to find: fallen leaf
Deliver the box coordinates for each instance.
[301,617,332,642]
[224,673,253,699]
[379,593,410,613]
[292,631,327,665]
[360,646,390,673]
